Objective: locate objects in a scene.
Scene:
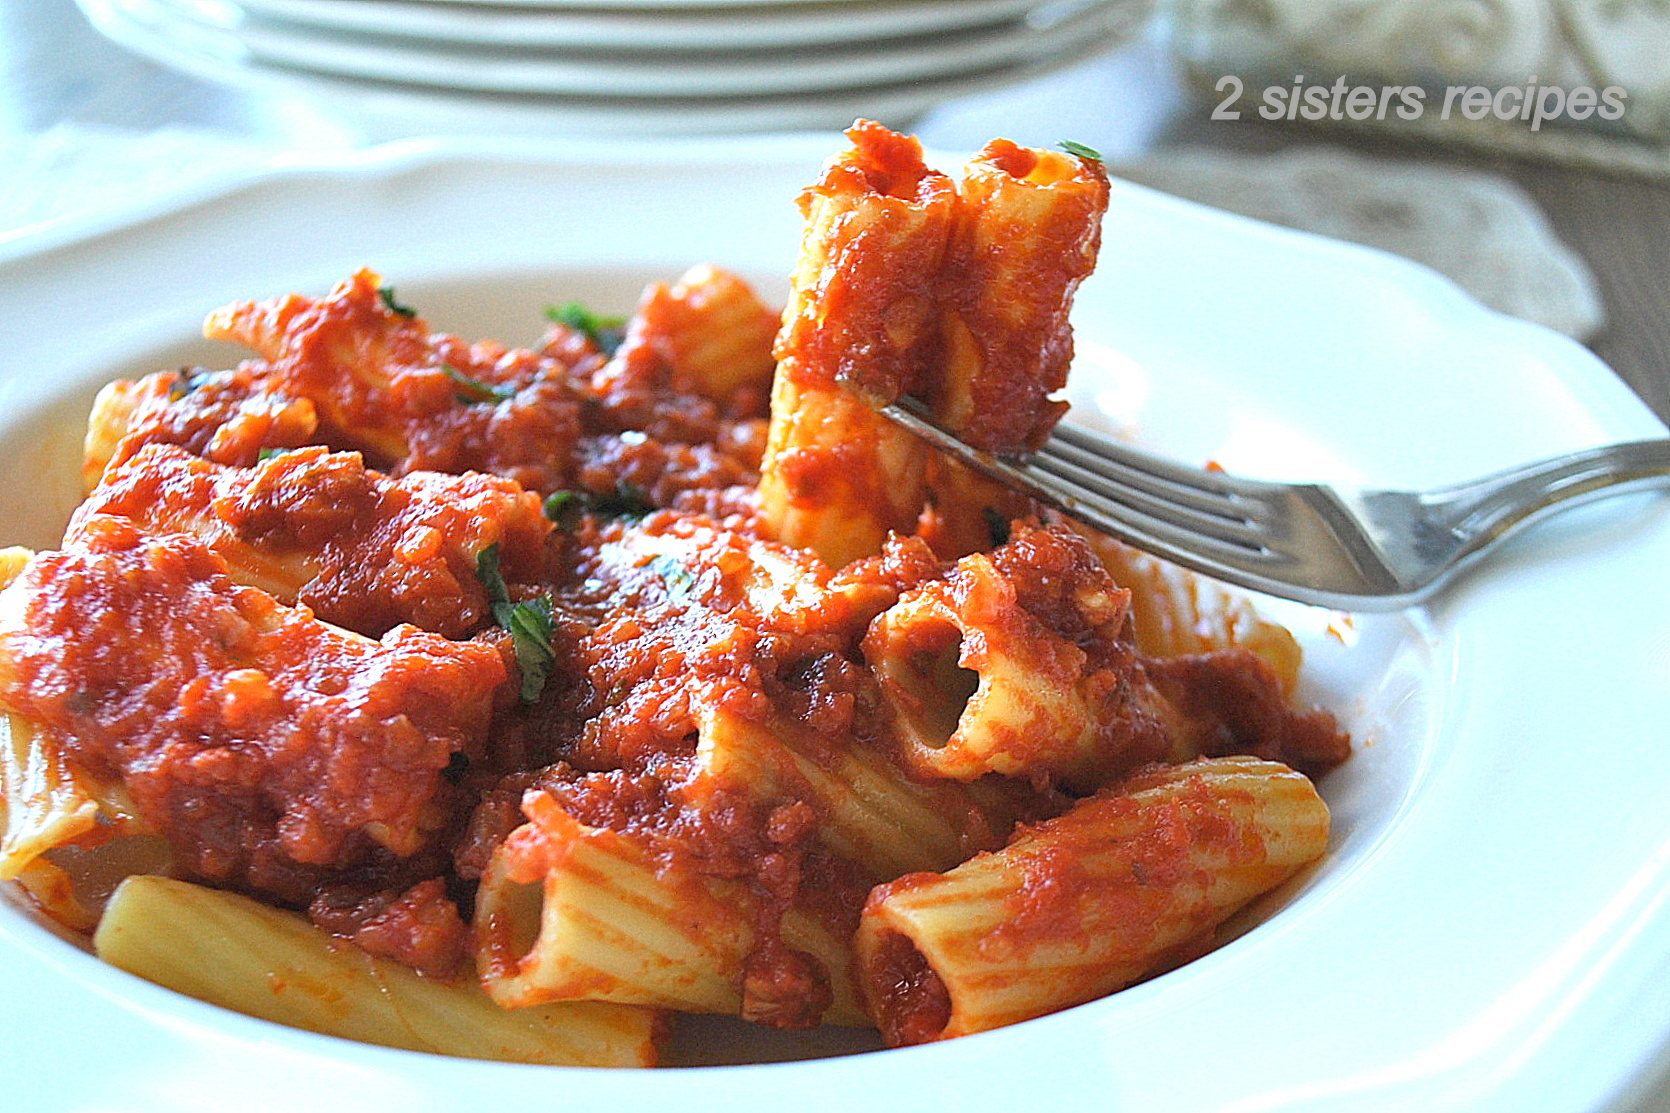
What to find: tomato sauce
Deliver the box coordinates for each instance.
[1,257,1349,1028]
[0,516,503,911]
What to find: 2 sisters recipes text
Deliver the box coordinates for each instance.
[0,122,1349,1067]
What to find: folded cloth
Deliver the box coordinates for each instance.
[1170,0,1670,179]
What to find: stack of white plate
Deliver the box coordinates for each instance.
[75,0,1154,138]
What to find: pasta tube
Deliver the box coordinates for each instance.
[0,711,112,882]
[202,270,413,464]
[0,546,168,929]
[934,140,1109,453]
[863,523,1190,791]
[0,519,506,897]
[82,379,146,492]
[758,121,957,566]
[914,140,1110,555]
[95,874,661,1066]
[81,368,323,490]
[615,264,781,402]
[854,756,1330,1045]
[475,792,869,1028]
[693,700,1006,881]
[586,521,1017,878]
[1078,530,1304,694]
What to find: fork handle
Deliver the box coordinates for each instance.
[1439,438,1670,557]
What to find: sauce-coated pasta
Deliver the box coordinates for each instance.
[0,124,1348,1064]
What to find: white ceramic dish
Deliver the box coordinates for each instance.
[2,137,1669,1113]
[73,0,1117,138]
[223,0,1051,51]
[110,0,1130,98]
[390,0,1010,8]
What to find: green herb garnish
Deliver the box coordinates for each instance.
[476,543,513,622]
[1058,140,1104,163]
[541,483,657,530]
[443,363,517,405]
[257,447,292,463]
[542,490,586,529]
[378,286,417,318]
[545,301,627,357]
[590,481,655,520]
[648,554,696,598]
[167,367,210,401]
[503,596,556,703]
[475,542,556,703]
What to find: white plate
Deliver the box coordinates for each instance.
[223,0,1052,51]
[110,0,1133,98]
[1,137,1669,1113]
[73,0,1125,138]
[389,0,992,8]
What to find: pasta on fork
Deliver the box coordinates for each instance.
[0,123,1349,1065]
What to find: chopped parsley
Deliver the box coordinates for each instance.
[378,285,417,318]
[503,596,556,704]
[542,489,586,529]
[443,363,517,405]
[475,544,514,625]
[648,554,695,598]
[257,447,293,463]
[166,367,210,401]
[590,481,655,519]
[1058,140,1104,163]
[474,543,556,703]
[542,482,656,528]
[545,301,627,357]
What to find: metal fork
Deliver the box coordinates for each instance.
[880,398,1670,611]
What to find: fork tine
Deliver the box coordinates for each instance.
[1031,435,1271,548]
[1026,444,1271,553]
[1048,423,1246,505]
[878,400,1282,566]
[880,396,1670,610]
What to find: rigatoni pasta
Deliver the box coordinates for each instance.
[0,122,1351,1065]
[758,121,956,567]
[475,790,869,1028]
[96,874,661,1066]
[853,756,1331,1045]
[863,523,1193,792]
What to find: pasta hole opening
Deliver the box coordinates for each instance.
[897,624,978,751]
[868,928,951,1048]
[495,876,546,967]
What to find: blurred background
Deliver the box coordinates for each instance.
[4,0,1666,425]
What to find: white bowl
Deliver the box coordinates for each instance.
[1,136,1668,1113]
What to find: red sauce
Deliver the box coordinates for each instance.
[7,245,1349,1035]
[103,364,321,472]
[78,443,554,639]
[778,122,957,402]
[936,140,1108,453]
[1147,650,1351,778]
[0,516,504,906]
[862,924,951,1047]
[309,877,468,979]
[199,269,765,505]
